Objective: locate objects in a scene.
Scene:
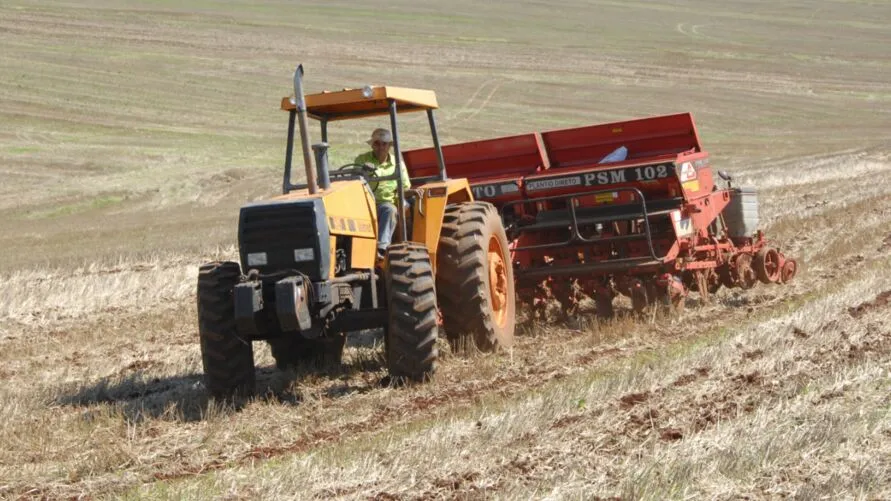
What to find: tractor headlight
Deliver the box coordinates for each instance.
[294,248,315,262]
[361,85,374,98]
[247,252,268,266]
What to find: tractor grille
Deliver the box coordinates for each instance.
[238,200,329,280]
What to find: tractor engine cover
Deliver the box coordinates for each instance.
[237,198,331,281]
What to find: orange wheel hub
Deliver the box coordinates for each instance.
[487,235,509,328]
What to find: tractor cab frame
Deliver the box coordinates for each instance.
[279,65,449,243]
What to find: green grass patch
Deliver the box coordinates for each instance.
[6,146,40,154]
[23,195,127,219]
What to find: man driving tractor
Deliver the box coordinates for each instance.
[353,128,415,259]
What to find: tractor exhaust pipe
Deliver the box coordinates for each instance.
[313,142,331,190]
[292,64,319,194]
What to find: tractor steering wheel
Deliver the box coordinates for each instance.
[334,163,377,182]
[337,162,375,173]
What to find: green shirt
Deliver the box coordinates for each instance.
[353,151,412,205]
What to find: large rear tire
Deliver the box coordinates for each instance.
[384,243,439,382]
[437,202,516,352]
[197,261,255,401]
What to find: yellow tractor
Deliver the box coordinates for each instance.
[197,65,516,399]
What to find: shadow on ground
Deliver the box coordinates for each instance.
[54,343,388,423]
[53,366,291,422]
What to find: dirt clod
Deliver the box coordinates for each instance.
[660,428,684,441]
[619,392,650,409]
[742,349,764,360]
[847,290,891,318]
[733,371,762,385]
[672,374,697,387]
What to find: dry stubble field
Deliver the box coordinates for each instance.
[1,0,890,499]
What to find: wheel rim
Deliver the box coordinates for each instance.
[765,249,780,280]
[735,254,756,289]
[758,248,781,283]
[487,235,509,328]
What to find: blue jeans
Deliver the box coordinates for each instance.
[377,202,397,254]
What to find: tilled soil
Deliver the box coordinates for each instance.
[3,154,891,498]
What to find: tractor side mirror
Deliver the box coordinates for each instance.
[718,170,732,181]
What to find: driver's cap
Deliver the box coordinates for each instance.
[367,128,393,145]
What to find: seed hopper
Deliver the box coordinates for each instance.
[404,113,797,316]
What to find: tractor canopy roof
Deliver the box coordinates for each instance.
[280,86,438,122]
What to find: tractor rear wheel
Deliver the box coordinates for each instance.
[384,243,439,382]
[197,261,255,401]
[437,202,515,352]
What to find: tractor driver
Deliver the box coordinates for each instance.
[353,128,418,259]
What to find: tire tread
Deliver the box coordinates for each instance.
[197,261,255,401]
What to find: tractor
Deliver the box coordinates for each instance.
[196,65,515,400]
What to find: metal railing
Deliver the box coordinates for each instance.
[503,187,662,261]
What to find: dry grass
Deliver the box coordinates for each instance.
[1,0,890,499]
[142,264,890,500]
[2,169,888,498]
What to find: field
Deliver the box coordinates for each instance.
[1,0,890,499]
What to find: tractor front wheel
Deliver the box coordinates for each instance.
[384,243,439,382]
[437,202,516,352]
[197,261,255,401]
